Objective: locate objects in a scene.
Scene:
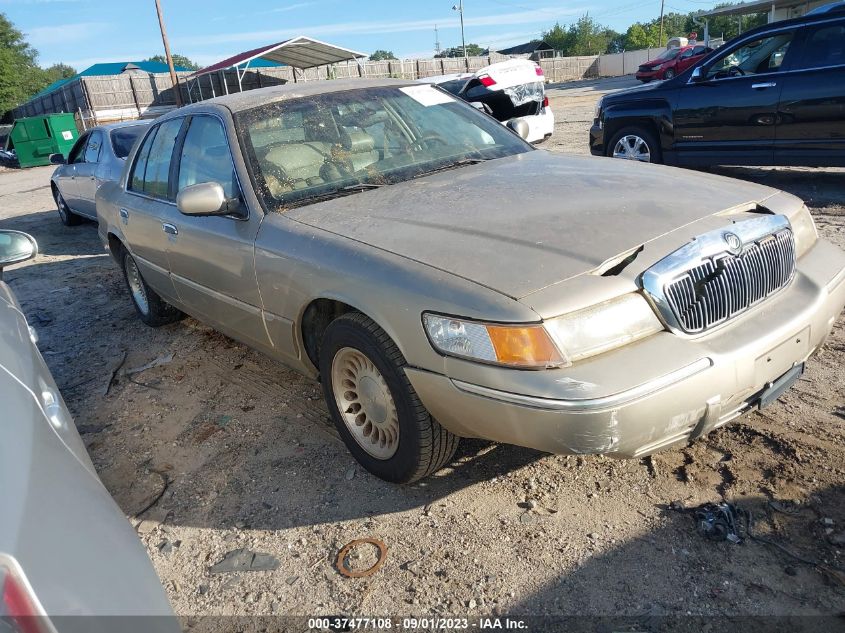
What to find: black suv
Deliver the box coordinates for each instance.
[590,2,845,167]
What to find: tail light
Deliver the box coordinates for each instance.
[535,66,544,76]
[542,96,549,108]
[1,562,49,633]
[478,74,496,87]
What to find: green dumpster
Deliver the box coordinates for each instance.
[5,113,78,168]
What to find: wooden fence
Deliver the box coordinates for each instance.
[11,48,656,128]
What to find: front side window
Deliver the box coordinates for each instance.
[128,118,183,199]
[796,24,845,70]
[68,133,88,164]
[83,131,102,163]
[236,85,532,211]
[707,32,795,79]
[177,116,239,200]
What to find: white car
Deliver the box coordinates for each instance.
[419,58,554,144]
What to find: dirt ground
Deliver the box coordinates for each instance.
[2,77,844,626]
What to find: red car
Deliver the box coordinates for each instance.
[636,44,713,82]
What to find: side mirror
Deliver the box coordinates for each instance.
[507,118,530,140]
[176,182,229,216]
[0,230,37,279]
[690,67,706,83]
[49,153,66,165]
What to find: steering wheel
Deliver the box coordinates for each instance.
[413,133,449,151]
[727,65,746,77]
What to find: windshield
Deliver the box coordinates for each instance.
[110,125,147,159]
[235,85,532,211]
[656,48,681,61]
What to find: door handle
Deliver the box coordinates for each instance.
[119,208,129,220]
[752,82,777,89]
[162,222,178,236]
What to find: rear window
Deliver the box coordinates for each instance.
[111,125,147,159]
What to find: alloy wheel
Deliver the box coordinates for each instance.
[330,347,400,460]
[613,135,651,162]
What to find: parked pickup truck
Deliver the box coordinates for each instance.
[591,5,845,167]
[97,78,845,484]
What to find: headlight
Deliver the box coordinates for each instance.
[545,293,664,363]
[422,314,567,369]
[791,205,818,258]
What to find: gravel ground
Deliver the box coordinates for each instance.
[1,77,844,625]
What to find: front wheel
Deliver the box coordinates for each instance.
[53,187,82,226]
[319,312,459,484]
[608,126,662,164]
[663,68,676,80]
[120,246,183,327]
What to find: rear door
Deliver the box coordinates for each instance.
[72,130,103,218]
[673,29,798,165]
[775,19,845,166]
[120,118,185,302]
[161,114,271,350]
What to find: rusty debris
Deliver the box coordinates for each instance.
[335,538,387,578]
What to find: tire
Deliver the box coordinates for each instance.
[120,246,183,327]
[53,187,82,226]
[607,125,662,164]
[319,312,459,484]
[663,68,676,80]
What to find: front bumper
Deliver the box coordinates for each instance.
[589,122,604,156]
[636,69,661,81]
[406,239,845,458]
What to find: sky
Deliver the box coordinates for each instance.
[2,0,721,71]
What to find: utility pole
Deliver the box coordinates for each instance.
[434,24,441,56]
[154,0,183,107]
[452,1,466,58]
[658,0,666,47]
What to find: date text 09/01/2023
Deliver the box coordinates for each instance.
[307,617,529,630]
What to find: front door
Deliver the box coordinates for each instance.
[120,117,185,303]
[71,130,103,218]
[775,21,845,166]
[161,114,271,351]
[673,30,798,166]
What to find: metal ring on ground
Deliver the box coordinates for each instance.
[335,538,388,578]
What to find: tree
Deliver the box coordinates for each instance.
[369,50,396,61]
[145,54,199,70]
[43,63,76,83]
[435,43,485,58]
[0,12,50,117]
[542,15,618,57]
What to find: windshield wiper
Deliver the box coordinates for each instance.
[283,183,385,208]
[340,183,385,191]
[413,158,490,179]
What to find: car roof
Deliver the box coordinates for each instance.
[177,78,416,115]
[90,120,152,134]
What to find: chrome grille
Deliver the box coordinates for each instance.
[664,228,795,333]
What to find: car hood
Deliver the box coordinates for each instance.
[286,151,780,299]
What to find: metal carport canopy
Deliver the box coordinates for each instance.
[190,36,367,78]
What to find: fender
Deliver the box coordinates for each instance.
[601,97,675,159]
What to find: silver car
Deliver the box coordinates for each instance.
[96,78,845,484]
[50,121,151,226]
[0,230,178,629]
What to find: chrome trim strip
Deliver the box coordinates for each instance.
[451,358,713,413]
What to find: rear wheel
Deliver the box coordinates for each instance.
[608,126,662,164]
[53,187,82,226]
[319,312,459,484]
[120,246,183,327]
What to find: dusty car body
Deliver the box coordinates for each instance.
[0,230,178,630]
[419,59,554,143]
[50,120,151,226]
[96,78,845,484]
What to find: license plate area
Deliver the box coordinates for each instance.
[759,363,804,409]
